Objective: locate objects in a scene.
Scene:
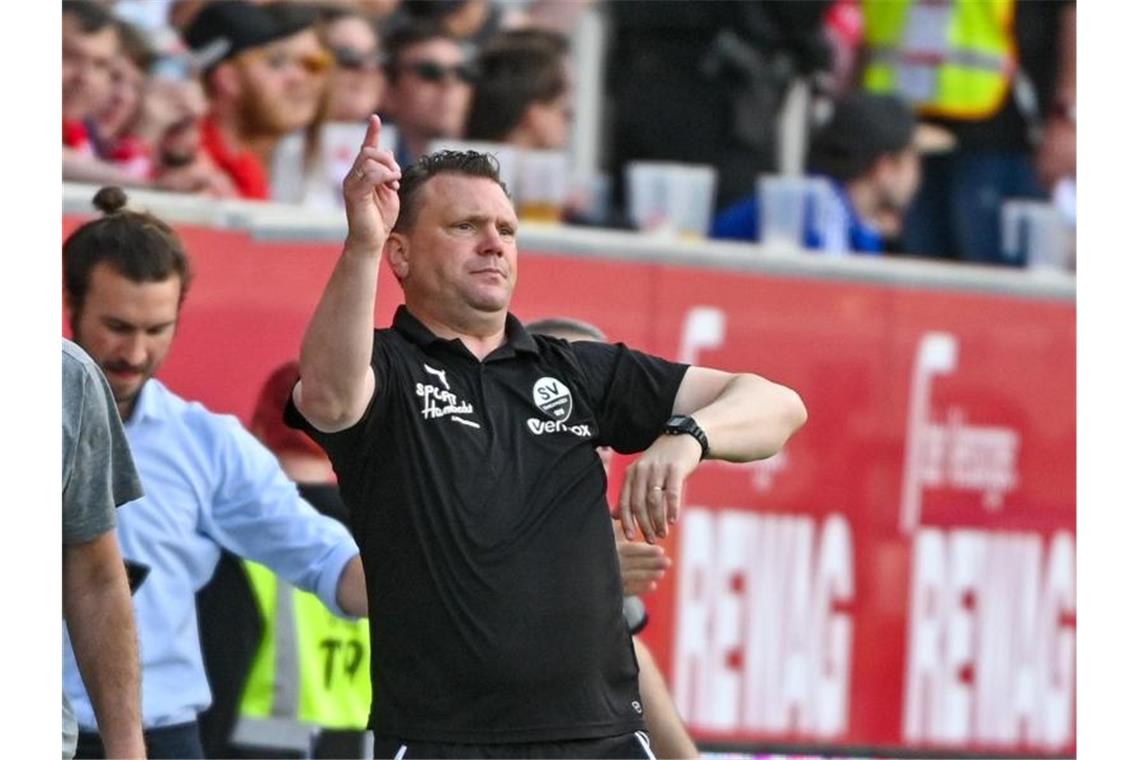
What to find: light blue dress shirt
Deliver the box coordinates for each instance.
[62,379,360,730]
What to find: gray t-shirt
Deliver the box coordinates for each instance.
[61,339,143,759]
[61,339,142,543]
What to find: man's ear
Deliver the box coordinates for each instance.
[385,233,410,281]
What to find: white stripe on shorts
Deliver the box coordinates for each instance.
[393,743,407,760]
[634,730,656,759]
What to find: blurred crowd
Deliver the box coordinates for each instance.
[62,0,1076,267]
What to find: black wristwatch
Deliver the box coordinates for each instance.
[663,415,709,459]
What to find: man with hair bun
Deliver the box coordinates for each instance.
[287,115,806,757]
[62,187,368,759]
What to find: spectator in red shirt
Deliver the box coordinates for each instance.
[184,1,332,200]
[63,1,142,186]
[63,1,118,152]
[88,21,158,181]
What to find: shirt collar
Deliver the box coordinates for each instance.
[392,305,539,359]
[124,378,165,428]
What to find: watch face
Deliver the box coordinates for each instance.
[666,415,688,428]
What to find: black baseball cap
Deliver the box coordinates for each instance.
[183,0,313,70]
[807,93,953,181]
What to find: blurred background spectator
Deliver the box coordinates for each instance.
[860,0,1077,266]
[63,1,135,184]
[63,0,1078,265]
[87,20,156,182]
[63,1,230,195]
[183,1,330,200]
[397,0,504,48]
[466,28,571,150]
[712,92,953,254]
[605,1,834,211]
[381,21,475,165]
[320,7,387,123]
[271,4,389,208]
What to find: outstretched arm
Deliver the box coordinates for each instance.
[295,114,402,433]
[619,367,806,542]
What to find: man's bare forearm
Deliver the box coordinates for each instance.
[63,535,145,758]
[634,637,699,759]
[297,240,383,430]
[335,554,369,618]
[691,373,807,462]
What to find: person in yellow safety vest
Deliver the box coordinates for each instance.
[232,556,372,759]
[858,0,1075,266]
[862,0,1017,121]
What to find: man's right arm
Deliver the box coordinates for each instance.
[295,114,402,433]
[63,532,146,759]
[633,637,700,759]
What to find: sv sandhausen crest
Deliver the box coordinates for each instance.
[532,376,572,421]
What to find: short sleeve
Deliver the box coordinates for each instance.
[569,341,689,454]
[62,343,143,544]
[284,331,391,471]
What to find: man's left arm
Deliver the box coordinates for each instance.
[335,555,368,617]
[203,417,368,619]
[617,367,806,542]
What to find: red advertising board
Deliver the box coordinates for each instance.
[62,217,1075,756]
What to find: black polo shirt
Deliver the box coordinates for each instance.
[286,306,689,743]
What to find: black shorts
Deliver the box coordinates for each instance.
[373,731,656,759]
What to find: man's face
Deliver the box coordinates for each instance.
[387,39,472,142]
[878,147,922,214]
[526,91,573,150]
[70,263,181,415]
[233,29,330,138]
[62,14,119,122]
[866,146,922,236]
[326,16,386,122]
[96,54,145,138]
[397,174,519,317]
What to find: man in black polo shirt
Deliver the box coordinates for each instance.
[287,115,808,758]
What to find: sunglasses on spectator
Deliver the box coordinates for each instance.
[399,60,478,85]
[246,48,333,75]
[333,46,386,72]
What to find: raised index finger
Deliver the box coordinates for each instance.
[361,114,382,150]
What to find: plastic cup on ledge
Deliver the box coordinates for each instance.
[516,149,569,224]
[666,164,718,241]
[625,161,673,234]
[1001,199,1072,271]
